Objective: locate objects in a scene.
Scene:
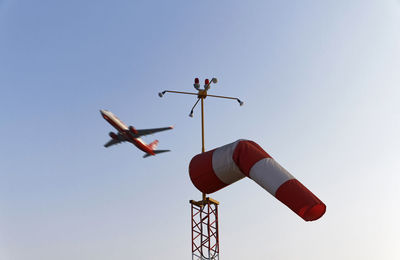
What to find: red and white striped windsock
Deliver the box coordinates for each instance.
[189,140,326,221]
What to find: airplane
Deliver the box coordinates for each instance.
[100,109,173,158]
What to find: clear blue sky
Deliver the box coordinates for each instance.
[1,1,399,259]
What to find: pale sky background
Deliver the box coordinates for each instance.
[1,1,400,259]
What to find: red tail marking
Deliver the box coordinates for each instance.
[148,140,159,150]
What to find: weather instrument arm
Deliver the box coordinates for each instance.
[159,90,199,97]
[206,94,244,106]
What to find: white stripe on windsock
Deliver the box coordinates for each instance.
[212,140,245,185]
[249,158,295,195]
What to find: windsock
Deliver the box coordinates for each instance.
[189,140,326,221]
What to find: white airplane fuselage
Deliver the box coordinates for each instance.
[100,110,156,155]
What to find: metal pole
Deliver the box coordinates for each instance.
[201,97,205,153]
[201,97,206,202]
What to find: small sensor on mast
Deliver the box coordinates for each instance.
[194,78,200,90]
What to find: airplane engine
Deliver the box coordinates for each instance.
[129,126,138,134]
[109,132,118,140]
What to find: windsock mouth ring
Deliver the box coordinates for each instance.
[302,204,326,221]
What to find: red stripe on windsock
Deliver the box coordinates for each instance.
[275,179,326,221]
[189,149,228,194]
[232,140,271,176]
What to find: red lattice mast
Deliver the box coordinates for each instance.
[190,198,220,260]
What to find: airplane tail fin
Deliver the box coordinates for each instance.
[143,140,170,158]
[148,140,159,150]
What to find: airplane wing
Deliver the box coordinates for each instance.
[143,149,171,158]
[135,126,173,137]
[104,139,121,148]
[104,133,126,148]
